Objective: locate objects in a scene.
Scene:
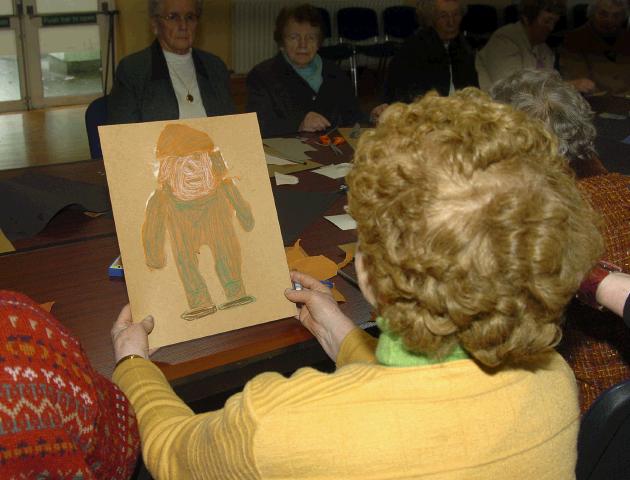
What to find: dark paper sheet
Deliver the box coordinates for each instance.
[0,172,110,240]
[273,189,340,245]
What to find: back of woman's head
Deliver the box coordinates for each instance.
[490,69,596,163]
[347,88,602,367]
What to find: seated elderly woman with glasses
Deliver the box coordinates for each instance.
[111,88,601,478]
[491,68,630,412]
[108,0,234,124]
[246,4,365,137]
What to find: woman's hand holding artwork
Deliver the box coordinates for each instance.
[111,305,155,364]
[285,271,356,362]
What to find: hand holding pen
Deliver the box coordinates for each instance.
[285,271,356,362]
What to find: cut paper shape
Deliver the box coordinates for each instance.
[267,158,322,177]
[324,213,357,230]
[337,242,357,270]
[266,153,295,166]
[0,172,110,240]
[100,113,295,349]
[263,137,317,162]
[285,240,345,302]
[39,302,55,313]
[0,229,15,253]
[313,163,352,179]
[275,172,299,185]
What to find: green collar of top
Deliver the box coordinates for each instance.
[375,317,469,367]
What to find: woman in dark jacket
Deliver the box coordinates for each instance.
[246,4,363,138]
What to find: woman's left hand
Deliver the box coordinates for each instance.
[111,305,155,363]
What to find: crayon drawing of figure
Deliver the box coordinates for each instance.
[142,124,255,321]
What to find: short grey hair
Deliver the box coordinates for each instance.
[490,69,596,162]
[587,0,629,19]
[148,0,203,17]
[416,0,465,28]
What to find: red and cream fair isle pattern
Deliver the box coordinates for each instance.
[0,291,139,479]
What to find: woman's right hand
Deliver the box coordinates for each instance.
[285,271,356,361]
[299,111,331,132]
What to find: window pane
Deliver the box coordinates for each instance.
[0,30,20,101]
[39,25,102,98]
[36,0,98,14]
[0,0,13,16]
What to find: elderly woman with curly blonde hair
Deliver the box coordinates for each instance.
[110,89,601,478]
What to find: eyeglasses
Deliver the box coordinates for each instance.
[284,33,319,44]
[155,13,199,25]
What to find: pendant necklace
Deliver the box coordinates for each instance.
[171,66,195,103]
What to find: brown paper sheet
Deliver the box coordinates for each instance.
[285,240,345,302]
[100,114,296,349]
[0,229,15,253]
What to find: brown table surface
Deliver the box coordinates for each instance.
[0,136,372,397]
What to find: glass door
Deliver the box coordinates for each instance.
[0,0,28,111]
[0,0,115,112]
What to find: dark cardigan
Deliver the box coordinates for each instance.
[384,28,478,103]
[108,40,235,124]
[246,53,364,138]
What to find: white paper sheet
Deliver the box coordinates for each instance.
[266,153,296,165]
[324,213,357,230]
[274,172,299,185]
[313,163,352,179]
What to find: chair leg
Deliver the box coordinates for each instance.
[350,53,358,97]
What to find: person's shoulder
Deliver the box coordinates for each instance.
[563,23,594,48]
[117,44,153,72]
[193,48,228,72]
[243,363,378,412]
[247,54,287,82]
[482,23,522,51]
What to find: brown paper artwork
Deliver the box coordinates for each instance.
[143,124,255,321]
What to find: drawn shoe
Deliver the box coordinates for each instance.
[181,304,218,321]
[218,295,255,310]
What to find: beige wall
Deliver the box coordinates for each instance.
[115,0,232,69]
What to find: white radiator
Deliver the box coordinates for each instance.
[231,0,403,74]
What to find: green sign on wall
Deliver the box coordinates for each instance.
[0,17,9,28]
[42,14,96,26]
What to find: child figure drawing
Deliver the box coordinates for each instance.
[143,124,255,321]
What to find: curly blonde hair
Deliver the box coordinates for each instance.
[347,89,603,367]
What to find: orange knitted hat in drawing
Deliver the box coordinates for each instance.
[156,123,215,158]
[0,290,140,479]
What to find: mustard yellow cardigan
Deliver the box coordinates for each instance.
[114,328,579,479]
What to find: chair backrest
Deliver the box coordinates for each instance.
[383,6,418,41]
[337,7,379,42]
[462,4,499,35]
[503,4,519,24]
[572,3,589,29]
[576,379,630,480]
[316,7,332,41]
[85,95,108,160]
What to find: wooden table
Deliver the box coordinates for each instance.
[0,137,372,404]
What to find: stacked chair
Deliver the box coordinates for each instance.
[461,4,499,49]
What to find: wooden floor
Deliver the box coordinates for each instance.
[0,72,381,172]
[0,106,90,171]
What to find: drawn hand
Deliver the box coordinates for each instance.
[299,112,331,132]
[111,305,156,364]
[285,271,356,362]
